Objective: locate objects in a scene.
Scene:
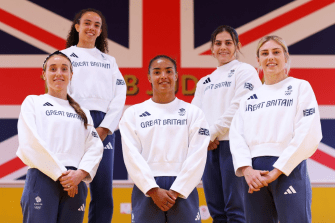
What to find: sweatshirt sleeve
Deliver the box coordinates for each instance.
[16,96,67,181]
[78,113,104,183]
[191,78,203,108]
[229,99,253,177]
[99,57,127,134]
[273,81,322,176]
[170,106,210,198]
[119,107,159,195]
[210,66,261,141]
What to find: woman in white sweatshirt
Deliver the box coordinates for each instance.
[192,25,262,222]
[17,51,103,223]
[119,55,210,222]
[229,35,322,223]
[61,8,126,223]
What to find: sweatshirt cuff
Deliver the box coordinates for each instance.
[209,125,219,142]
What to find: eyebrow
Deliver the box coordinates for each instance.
[84,19,101,24]
[260,48,282,51]
[49,64,69,67]
[153,67,173,70]
[215,39,233,42]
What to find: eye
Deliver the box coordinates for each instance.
[274,51,280,55]
[95,24,100,28]
[226,41,232,45]
[261,52,268,56]
[215,42,221,46]
[62,67,68,71]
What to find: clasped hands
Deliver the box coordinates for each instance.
[58,169,88,198]
[147,188,179,212]
[241,166,282,194]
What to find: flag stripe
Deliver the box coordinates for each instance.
[310,149,335,171]
[0,8,65,50]
[0,157,25,178]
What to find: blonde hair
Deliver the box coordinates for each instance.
[256,35,291,75]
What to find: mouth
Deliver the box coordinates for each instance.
[54,79,64,82]
[266,63,277,67]
[86,32,95,36]
[218,52,229,55]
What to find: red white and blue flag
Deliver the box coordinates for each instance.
[0,0,334,183]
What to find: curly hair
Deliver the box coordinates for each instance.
[65,8,108,53]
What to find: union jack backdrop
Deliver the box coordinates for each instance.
[1,0,334,183]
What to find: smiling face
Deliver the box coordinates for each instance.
[257,40,287,79]
[212,31,238,66]
[43,55,72,94]
[75,11,102,47]
[148,58,178,96]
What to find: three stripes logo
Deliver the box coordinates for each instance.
[78,203,85,211]
[139,111,151,117]
[284,185,297,195]
[70,53,78,58]
[247,94,258,100]
[203,77,211,84]
[43,102,53,106]
[104,142,113,150]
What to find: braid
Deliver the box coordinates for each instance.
[67,94,88,129]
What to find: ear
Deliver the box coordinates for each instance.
[256,56,260,66]
[174,72,178,81]
[42,71,46,80]
[285,52,289,63]
[237,42,242,50]
[75,24,80,32]
[148,74,152,83]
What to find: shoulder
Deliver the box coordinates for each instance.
[177,99,204,115]
[235,61,257,75]
[123,100,150,116]
[61,46,75,55]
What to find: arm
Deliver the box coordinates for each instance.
[77,115,104,183]
[210,67,261,141]
[16,96,67,181]
[191,79,203,108]
[169,107,210,198]
[230,105,268,192]
[273,81,322,176]
[119,108,159,195]
[99,58,127,135]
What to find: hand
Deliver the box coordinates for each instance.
[262,168,283,185]
[241,166,269,194]
[59,169,88,191]
[67,186,78,198]
[96,127,109,141]
[208,139,220,150]
[147,188,177,211]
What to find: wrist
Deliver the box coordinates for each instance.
[147,187,159,197]
[77,169,88,180]
[241,166,252,176]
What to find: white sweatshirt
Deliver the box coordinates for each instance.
[192,60,262,141]
[62,46,126,134]
[229,77,322,176]
[16,94,104,183]
[119,98,210,198]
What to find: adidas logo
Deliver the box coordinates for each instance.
[203,77,211,84]
[284,185,297,195]
[70,53,78,58]
[43,102,53,106]
[78,203,85,211]
[247,94,258,100]
[139,111,151,117]
[195,211,201,221]
[104,142,113,150]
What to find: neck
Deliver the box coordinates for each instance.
[151,92,176,104]
[77,40,95,49]
[218,58,235,67]
[48,89,68,100]
[264,70,287,85]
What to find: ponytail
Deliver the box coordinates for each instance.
[67,94,88,129]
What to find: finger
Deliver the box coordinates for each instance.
[260,170,269,175]
[166,191,177,201]
[214,139,220,145]
[257,176,268,187]
[254,178,265,188]
[75,187,78,195]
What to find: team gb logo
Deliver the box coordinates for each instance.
[178,108,186,116]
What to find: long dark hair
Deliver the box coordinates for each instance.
[65,8,108,53]
[210,25,241,58]
[43,51,88,129]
